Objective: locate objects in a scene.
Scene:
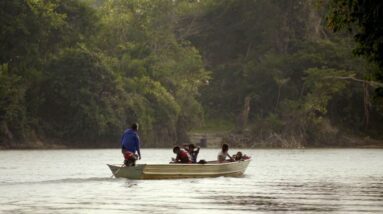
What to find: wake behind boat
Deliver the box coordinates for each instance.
[107,159,251,179]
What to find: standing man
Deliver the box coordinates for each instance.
[121,123,141,166]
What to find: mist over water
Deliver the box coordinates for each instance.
[1,149,382,213]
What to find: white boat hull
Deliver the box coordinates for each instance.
[107,159,251,179]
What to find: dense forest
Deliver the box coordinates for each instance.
[1,0,382,149]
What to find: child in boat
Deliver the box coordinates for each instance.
[233,151,243,161]
[173,146,192,163]
[233,151,251,161]
[186,143,200,163]
[217,143,234,163]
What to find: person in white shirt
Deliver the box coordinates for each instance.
[217,143,234,163]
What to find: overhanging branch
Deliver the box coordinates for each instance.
[323,75,383,88]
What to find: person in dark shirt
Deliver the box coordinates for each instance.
[186,143,200,163]
[120,123,141,166]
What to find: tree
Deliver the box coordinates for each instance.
[38,48,127,143]
[0,64,25,144]
[0,0,101,146]
[96,0,210,146]
[327,0,383,85]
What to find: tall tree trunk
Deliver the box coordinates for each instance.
[363,82,370,128]
[236,96,251,132]
[275,85,282,111]
[176,116,191,145]
[0,121,14,147]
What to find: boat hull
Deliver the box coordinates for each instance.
[107,159,251,179]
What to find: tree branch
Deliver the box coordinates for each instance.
[323,75,383,88]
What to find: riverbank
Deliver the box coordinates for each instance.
[1,132,383,150]
[0,139,118,150]
[188,131,383,149]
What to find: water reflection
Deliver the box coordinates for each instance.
[196,179,383,212]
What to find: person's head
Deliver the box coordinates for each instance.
[235,151,243,160]
[222,143,229,152]
[188,143,195,151]
[173,146,180,154]
[131,123,139,131]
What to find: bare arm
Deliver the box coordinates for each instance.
[137,147,141,160]
[175,154,181,163]
[136,135,141,159]
[227,153,234,161]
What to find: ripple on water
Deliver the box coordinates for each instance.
[1,149,383,213]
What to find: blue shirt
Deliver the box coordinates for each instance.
[120,129,141,155]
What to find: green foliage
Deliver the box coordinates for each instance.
[184,0,383,145]
[0,64,26,142]
[0,0,211,147]
[95,0,210,146]
[304,68,350,114]
[126,76,180,127]
[1,0,383,148]
[38,48,127,141]
[327,0,383,83]
[197,119,235,133]
[252,113,285,138]
[0,0,85,144]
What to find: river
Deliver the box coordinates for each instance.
[0,149,382,213]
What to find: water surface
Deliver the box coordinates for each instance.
[1,149,382,213]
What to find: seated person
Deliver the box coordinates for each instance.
[233,151,251,161]
[217,143,234,163]
[233,151,243,161]
[172,146,192,163]
[186,143,200,163]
